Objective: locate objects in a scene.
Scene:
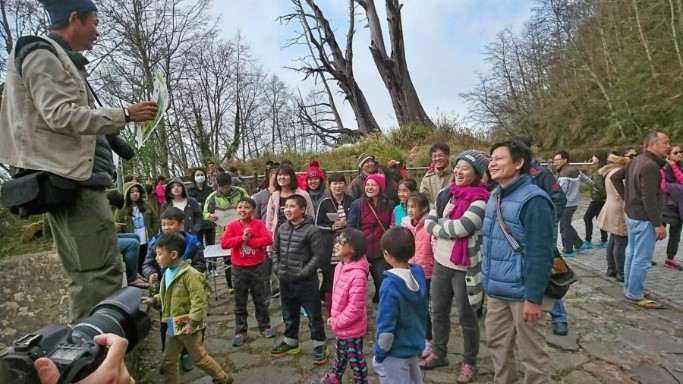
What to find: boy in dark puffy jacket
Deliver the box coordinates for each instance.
[270,194,328,365]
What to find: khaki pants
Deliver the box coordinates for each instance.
[162,329,227,384]
[484,296,553,384]
[47,188,124,323]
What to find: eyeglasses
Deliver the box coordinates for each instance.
[334,235,348,246]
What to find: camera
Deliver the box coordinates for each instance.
[0,287,150,383]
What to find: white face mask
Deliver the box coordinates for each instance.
[195,176,206,184]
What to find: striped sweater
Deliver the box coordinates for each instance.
[424,193,486,310]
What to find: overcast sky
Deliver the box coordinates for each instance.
[212,1,534,131]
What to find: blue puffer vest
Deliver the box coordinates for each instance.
[481,175,551,301]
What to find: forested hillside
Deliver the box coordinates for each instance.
[462,0,683,147]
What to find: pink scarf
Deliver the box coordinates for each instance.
[448,182,490,265]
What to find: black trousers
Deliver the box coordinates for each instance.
[583,199,608,243]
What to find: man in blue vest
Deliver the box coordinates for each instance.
[482,140,555,383]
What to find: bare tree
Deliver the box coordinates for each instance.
[355,0,434,127]
[281,0,381,136]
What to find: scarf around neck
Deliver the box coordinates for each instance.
[448,182,491,266]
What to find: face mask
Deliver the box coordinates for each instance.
[195,176,206,184]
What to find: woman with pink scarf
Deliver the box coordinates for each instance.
[422,150,490,384]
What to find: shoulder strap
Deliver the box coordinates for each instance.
[495,194,522,252]
[366,200,387,234]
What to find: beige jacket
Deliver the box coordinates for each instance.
[596,162,628,236]
[0,36,125,181]
[420,164,454,204]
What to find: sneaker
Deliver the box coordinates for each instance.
[313,345,329,365]
[665,259,683,271]
[563,252,576,258]
[615,274,624,282]
[271,289,281,298]
[271,341,300,357]
[456,363,477,383]
[553,321,569,336]
[419,354,448,369]
[652,261,657,266]
[260,328,276,338]
[231,333,245,346]
[311,373,338,384]
[599,241,609,249]
[227,287,234,294]
[421,340,434,358]
[213,375,234,384]
[578,241,593,252]
[180,353,194,372]
[605,269,617,278]
[300,306,308,317]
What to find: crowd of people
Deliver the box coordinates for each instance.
[0,2,678,383]
[100,130,678,384]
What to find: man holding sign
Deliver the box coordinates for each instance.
[204,172,248,292]
[0,0,157,323]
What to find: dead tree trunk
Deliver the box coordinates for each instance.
[356,0,434,127]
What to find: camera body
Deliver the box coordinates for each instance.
[0,287,150,383]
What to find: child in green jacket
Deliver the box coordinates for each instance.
[142,232,233,384]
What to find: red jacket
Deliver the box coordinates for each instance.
[220,219,272,267]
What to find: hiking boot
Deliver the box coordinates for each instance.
[419,354,448,369]
[231,333,245,346]
[271,341,300,357]
[456,363,477,383]
[665,259,683,271]
[553,322,569,336]
[260,328,276,338]
[180,353,193,372]
[213,375,234,384]
[313,345,329,365]
[421,340,434,358]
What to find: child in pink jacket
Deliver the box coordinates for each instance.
[313,228,369,384]
[401,192,435,358]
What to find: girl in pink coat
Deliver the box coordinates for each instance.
[313,228,369,384]
[400,192,435,358]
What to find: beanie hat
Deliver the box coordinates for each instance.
[309,159,320,168]
[453,150,490,179]
[40,0,98,25]
[339,228,367,260]
[358,153,375,168]
[305,166,324,181]
[365,174,386,192]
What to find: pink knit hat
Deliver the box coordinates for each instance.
[365,174,385,192]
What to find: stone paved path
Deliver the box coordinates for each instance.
[132,203,683,384]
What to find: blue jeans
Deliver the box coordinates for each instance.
[624,217,656,300]
[117,234,140,282]
[549,299,567,323]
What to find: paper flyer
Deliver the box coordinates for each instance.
[166,314,190,336]
[214,208,237,227]
[137,71,168,147]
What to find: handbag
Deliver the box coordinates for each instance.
[1,170,78,218]
[494,195,577,299]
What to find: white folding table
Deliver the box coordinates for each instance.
[203,245,231,300]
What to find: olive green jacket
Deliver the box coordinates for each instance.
[150,261,208,329]
[114,182,160,238]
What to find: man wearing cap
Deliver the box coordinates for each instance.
[421,143,454,204]
[0,0,157,323]
[350,153,376,199]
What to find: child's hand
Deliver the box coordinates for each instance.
[181,324,197,334]
[140,297,153,305]
[209,214,218,222]
[326,318,332,326]
[149,273,159,283]
[114,222,125,230]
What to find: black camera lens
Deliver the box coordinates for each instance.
[73,287,151,353]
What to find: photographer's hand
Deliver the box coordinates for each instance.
[35,333,134,384]
[127,101,158,123]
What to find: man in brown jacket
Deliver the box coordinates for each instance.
[611,131,670,309]
[0,0,157,322]
[420,143,453,204]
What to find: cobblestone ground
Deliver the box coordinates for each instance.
[132,202,683,384]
